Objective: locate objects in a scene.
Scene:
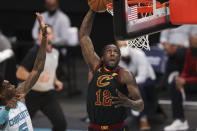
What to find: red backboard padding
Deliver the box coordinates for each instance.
[170,0,197,24]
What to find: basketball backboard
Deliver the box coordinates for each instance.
[111,0,197,41]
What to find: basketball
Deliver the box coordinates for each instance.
[88,0,112,12]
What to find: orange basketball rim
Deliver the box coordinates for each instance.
[106,0,168,14]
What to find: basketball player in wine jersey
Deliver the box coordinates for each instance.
[79,9,144,131]
[0,13,47,131]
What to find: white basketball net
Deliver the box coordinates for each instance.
[107,4,150,50]
[127,35,150,50]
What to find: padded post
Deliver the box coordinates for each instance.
[170,0,197,24]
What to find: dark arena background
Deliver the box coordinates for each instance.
[1,0,197,131]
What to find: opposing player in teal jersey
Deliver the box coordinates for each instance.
[0,13,47,131]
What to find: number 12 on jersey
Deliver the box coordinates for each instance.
[95,89,112,106]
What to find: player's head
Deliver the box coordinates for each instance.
[45,0,59,12]
[0,75,16,104]
[189,34,197,58]
[38,24,54,52]
[101,44,121,69]
[162,42,178,56]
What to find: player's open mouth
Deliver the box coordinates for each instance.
[110,59,115,62]
[109,59,116,64]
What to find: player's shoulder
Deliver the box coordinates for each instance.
[118,66,128,75]
[117,65,124,73]
[118,67,133,78]
[13,101,27,110]
[120,68,130,75]
[92,63,102,73]
[118,68,134,84]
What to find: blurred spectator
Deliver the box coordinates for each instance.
[159,25,191,87]
[32,0,78,46]
[32,0,80,96]
[164,34,197,131]
[144,46,168,118]
[16,25,67,131]
[160,25,191,49]
[0,32,13,63]
[0,31,17,85]
[159,24,197,90]
[118,44,156,130]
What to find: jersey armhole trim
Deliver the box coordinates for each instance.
[94,64,101,74]
[20,101,26,106]
[118,68,124,83]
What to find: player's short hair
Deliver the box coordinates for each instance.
[100,44,121,57]
[38,24,53,34]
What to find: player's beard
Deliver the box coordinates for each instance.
[105,60,119,70]
[105,65,117,70]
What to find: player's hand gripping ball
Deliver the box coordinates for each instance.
[88,0,112,12]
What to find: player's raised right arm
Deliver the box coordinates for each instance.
[16,13,47,96]
[79,9,100,71]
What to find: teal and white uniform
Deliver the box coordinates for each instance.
[0,101,33,131]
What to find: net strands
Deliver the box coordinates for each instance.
[127,4,150,50]
[127,35,150,50]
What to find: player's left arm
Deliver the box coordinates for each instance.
[112,70,144,112]
[16,13,47,96]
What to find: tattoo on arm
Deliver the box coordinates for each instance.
[17,27,47,95]
[79,9,95,39]
[121,70,144,111]
[79,9,100,71]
